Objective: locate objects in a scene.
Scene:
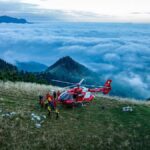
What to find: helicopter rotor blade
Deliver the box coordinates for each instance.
[79,79,84,85]
[51,79,75,85]
[52,79,105,89]
[64,84,76,89]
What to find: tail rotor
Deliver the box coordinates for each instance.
[102,79,112,94]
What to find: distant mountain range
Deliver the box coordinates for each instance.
[0,16,28,24]
[16,61,48,72]
[15,56,99,83]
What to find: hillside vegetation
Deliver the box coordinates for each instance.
[0,81,150,150]
[0,58,49,84]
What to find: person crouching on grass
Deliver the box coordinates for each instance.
[44,91,52,109]
[46,91,53,117]
[47,91,59,119]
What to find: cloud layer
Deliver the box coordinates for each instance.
[0,22,150,99]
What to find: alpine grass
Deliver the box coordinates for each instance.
[0,81,150,150]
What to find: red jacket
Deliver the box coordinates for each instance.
[46,93,53,102]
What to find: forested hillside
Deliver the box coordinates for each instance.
[0,58,48,84]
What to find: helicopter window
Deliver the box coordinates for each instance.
[84,92,91,98]
[60,92,73,101]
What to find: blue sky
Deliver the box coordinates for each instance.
[0,0,150,22]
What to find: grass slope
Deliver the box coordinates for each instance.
[0,81,150,150]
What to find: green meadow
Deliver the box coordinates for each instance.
[0,81,150,150]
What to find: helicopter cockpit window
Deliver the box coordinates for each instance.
[60,92,73,101]
[84,92,91,98]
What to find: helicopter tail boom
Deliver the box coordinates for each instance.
[88,79,112,94]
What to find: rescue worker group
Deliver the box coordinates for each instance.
[39,91,61,120]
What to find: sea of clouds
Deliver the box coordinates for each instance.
[0,22,150,100]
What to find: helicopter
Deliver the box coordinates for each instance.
[52,79,112,107]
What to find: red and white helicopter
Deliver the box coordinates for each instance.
[52,79,112,106]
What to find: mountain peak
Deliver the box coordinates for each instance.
[45,56,99,85]
[47,56,86,72]
[55,56,74,64]
[46,56,93,75]
[53,56,76,66]
[61,56,73,60]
